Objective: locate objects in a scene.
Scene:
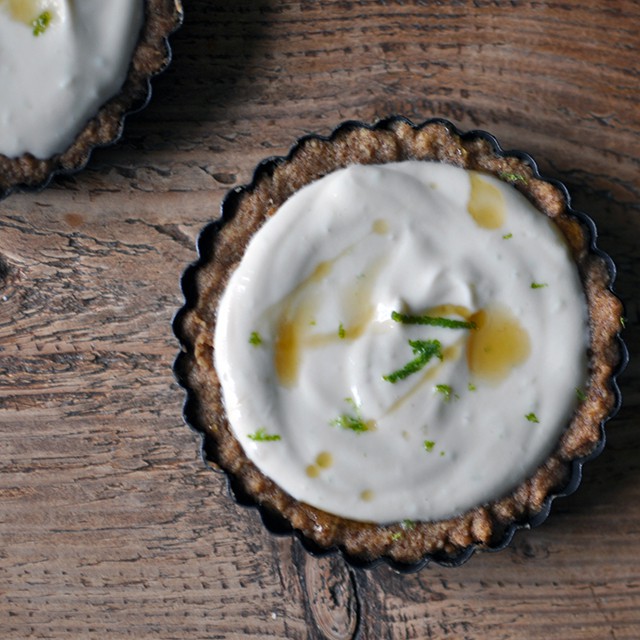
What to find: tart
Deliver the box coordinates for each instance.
[175,117,625,569]
[0,0,183,198]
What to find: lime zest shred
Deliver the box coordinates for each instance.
[330,397,370,433]
[338,322,346,339]
[401,519,416,530]
[423,440,436,453]
[390,532,403,541]
[498,171,527,183]
[247,427,281,442]
[331,413,368,433]
[468,382,477,391]
[525,412,540,423]
[531,282,548,289]
[391,310,476,330]
[502,232,513,239]
[248,331,263,346]
[435,383,457,402]
[32,10,52,36]
[383,339,443,384]
[576,387,587,402]
[620,317,626,329]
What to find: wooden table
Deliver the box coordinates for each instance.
[2,2,639,638]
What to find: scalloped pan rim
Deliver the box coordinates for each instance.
[173,115,627,572]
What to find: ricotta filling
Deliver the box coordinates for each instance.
[0,0,144,158]
[215,162,589,524]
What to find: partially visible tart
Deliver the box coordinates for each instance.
[175,118,625,569]
[0,0,183,197]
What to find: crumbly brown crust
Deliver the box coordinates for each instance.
[0,0,183,197]
[177,119,624,565]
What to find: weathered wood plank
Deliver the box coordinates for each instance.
[1,1,639,638]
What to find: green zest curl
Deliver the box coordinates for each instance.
[248,331,263,346]
[383,339,443,383]
[330,398,370,433]
[498,172,527,183]
[32,11,52,36]
[247,428,281,442]
[391,310,476,330]
[435,384,456,402]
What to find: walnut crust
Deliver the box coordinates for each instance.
[177,119,624,566]
[0,0,183,197]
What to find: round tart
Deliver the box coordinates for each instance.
[0,0,183,198]
[175,117,625,569]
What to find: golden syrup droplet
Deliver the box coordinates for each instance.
[360,489,374,502]
[306,464,320,478]
[4,0,37,23]
[468,172,505,229]
[315,451,333,469]
[364,419,377,432]
[467,305,530,382]
[372,218,389,235]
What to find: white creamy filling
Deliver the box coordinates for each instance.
[215,162,589,524]
[0,0,143,158]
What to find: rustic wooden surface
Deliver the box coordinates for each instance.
[1,1,639,638]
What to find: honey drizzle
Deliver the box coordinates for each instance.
[273,243,387,386]
[273,261,328,386]
[2,0,54,25]
[467,304,530,381]
[468,172,505,229]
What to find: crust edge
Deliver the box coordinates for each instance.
[0,0,183,198]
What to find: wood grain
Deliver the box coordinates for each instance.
[1,1,639,638]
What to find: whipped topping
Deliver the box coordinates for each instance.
[215,162,588,524]
[0,0,143,158]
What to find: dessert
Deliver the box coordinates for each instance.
[0,0,183,196]
[175,118,624,568]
